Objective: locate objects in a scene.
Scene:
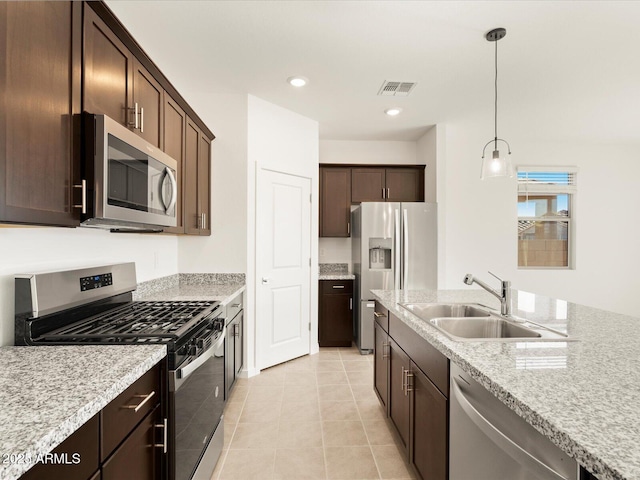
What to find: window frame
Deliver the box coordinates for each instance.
[517,166,577,270]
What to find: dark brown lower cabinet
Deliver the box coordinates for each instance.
[319,280,354,347]
[373,322,389,412]
[20,415,99,480]
[374,302,449,480]
[411,362,448,480]
[388,338,411,453]
[102,405,162,480]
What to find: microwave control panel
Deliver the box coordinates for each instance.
[80,273,113,291]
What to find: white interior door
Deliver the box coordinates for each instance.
[257,168,311,370]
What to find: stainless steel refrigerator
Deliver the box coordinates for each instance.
[352,202,437,353]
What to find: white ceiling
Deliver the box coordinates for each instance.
[106,1,640,142]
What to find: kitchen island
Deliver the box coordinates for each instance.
[372,288,640,480]
[0,344,166,480]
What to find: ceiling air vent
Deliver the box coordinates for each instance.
[378,81,417,97]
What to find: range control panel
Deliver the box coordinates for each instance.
[80,273,113,291]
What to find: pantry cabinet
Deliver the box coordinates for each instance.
[0,1,82,227]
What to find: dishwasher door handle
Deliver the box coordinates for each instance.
[451,377,569,480]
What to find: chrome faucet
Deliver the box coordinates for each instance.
[463,272,512,316]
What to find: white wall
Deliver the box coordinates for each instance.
[440,112,640,316]
[177,93,248,274]
[0,227,177,345]
[248,95,320,371]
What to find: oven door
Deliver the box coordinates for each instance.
[169,325,226,480]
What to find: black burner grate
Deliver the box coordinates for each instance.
[39,300,217,341]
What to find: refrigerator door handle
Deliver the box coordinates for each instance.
[394,208,401,290]
[403,208,409,289]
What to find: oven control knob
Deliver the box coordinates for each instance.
[188,345,198,356]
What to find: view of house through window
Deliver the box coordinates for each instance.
[517,169,576,268]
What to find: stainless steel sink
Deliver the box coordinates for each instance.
[401,303,492,320]
[430,317,541,339]
[399,302,570,342]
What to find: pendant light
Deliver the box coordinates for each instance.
[481,27,513,179]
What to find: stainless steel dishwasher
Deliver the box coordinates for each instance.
[450,363,579,480]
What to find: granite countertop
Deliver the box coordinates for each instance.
[134,273,245,305]
[319,263,355,280]
[0,345,166,480]
[371,288,640,480]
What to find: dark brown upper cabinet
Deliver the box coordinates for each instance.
[0,1,82,227]
[320,166,351,237]
[84,6,163,148]
[83,6,132,127]
[351,166,425,203]
[162,95,186,234]
[319,164,425,237]
[351,168,386,202]
[184,118,211,236]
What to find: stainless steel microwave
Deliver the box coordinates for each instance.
[81,114,178,231]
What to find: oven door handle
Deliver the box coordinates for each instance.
[178,326,226,382]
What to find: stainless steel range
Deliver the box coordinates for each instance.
[14,263,225,480]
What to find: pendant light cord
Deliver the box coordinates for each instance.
[494,38,498,150]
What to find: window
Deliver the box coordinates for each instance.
[517,167,577,268]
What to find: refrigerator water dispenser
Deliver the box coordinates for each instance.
[369,238,392,270]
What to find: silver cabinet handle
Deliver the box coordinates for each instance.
[122,390,156,412]
[140,106,144,133]
[347,222,350,235]
[154,418,168,453]
[73,179,86,214]
[387,187,390,199]
[200,213,206,230]
[382,188,386,199]
[406,370,414,394]
[373,311,387,318]
[349,298,353,310]
[332,285,345,289]
[130,102,139,129]
[382,342,389,359]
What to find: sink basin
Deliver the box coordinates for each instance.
[429,317,541,340]
[401,303,492,320]
[399,302,571,342]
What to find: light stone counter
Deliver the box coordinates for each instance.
[134,273,245,306]
[319,263,355,280]
[371,288,640,480]
[0,345,166,480]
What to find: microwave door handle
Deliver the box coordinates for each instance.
[163,167,178,213]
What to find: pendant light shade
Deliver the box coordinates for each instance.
[480,28,513,179]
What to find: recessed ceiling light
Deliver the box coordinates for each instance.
[287,76,308,87]
[385,108,402,116]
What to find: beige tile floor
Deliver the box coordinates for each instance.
[211,346,416,480]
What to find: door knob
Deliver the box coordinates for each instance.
[262,277,270,285]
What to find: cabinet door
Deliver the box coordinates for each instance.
[20,414,99,480]
[198,131,211,235]
[320,167,351,237]
[102,405,162,480]
[351,168,385,203]
[162,95,186,234]
[234,311,244,377]
[386,167,424,202]
[0,1,81,227]
[184,119,200,234]
[388,339,411,453]
[373,322,389,413]
[83,6,133,126]
[133,60,163,148]
[319,292,353,347]
[411,363,448,480]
